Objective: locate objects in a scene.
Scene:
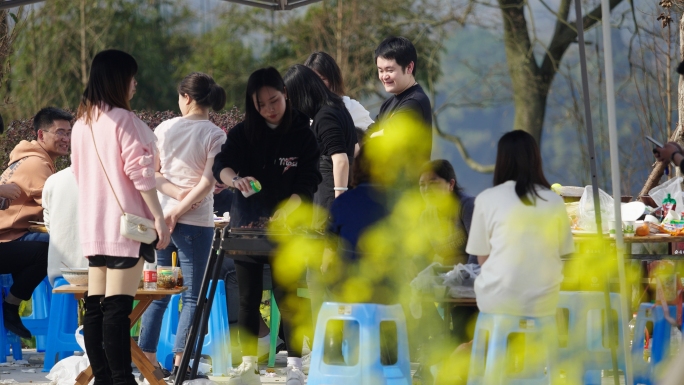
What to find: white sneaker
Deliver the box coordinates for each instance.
[257,333,285,362]
[286,365,306,385]
[301,353,311,375]
[226,361,261,385]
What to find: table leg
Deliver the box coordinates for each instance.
[74,366,93,385]
[130,299,152,328]
[444,303,452,336]
[132,338,166,385]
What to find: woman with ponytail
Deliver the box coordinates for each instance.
[465,130,573,317]
[138,72,228,377]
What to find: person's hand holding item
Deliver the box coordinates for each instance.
[0,183,21,200]
[654,142,684,165]
[232,176,257,195]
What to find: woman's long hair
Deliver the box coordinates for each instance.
[244,67,293,144]
[421,159,463,195]
[493,130,550,205]
[303,51,345,96]
[283,64,344,120]
[77,49,138,125]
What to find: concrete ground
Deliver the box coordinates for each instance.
[1,350,627,385]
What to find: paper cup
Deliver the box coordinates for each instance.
[608,221,617,238]
[623,221,635,237]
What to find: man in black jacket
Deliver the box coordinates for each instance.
[370,36,433,164]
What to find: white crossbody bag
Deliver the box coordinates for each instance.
[89,125,157,244]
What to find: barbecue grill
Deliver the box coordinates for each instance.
[177,224,324,383]
[222,226,325,263]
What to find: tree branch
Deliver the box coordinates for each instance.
[432,115,495,173]
[542,0,624,76]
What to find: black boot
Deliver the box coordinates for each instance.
[102,295,136,385]
[83,294,112,385]
[2,301,31,339]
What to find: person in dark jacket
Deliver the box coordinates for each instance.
[369,36,433,164]
[283,64,357,222]
[283,65,358,333]
[212,67,321,385]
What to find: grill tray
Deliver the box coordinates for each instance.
[222,227,324,263]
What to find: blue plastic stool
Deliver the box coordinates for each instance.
[0,275,52,353]
[631,303,679,385]
[156,280,231,376]
[556,292,626,385]
[467,313,559,385]
[0,274,22,362]
[21,277,51,352]
[43,277,82,372]
[0,295,23,363]
[307,302,411,385]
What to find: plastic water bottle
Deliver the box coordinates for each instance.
[143,261,157,290]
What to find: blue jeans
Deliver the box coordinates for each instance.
[138,223,214,353]
[16,232,50,243]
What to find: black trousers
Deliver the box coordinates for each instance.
[0,240,48,299]
[234,259,304,358]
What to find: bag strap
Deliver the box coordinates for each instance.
[88,125,126,216]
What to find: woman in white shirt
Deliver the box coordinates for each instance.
[465,130,574,317]
[138,72,227,377]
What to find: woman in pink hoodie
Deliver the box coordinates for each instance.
[70,50,171,385]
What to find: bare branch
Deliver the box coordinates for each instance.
[432,115,495,173]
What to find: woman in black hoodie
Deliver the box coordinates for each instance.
[212,67,321,385]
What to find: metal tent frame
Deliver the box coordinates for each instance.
[576,0,633,383]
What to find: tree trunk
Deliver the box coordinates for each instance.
[499,0,550,144]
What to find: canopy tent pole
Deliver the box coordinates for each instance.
[573,2,622,385]
[599,0,634,383]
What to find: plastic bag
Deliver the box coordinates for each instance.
[441,263,480,287]
[649,177,684,213]
[46,326,89,385]
[410,262,443,294]
[578,186,614,232]
[182,379,218,385]
[442,264,480,298]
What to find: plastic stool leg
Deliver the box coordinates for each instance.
[268,291,281,368]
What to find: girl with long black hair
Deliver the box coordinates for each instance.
[212,67,321,385]
[465,130,573,317]
[283,64,357,342]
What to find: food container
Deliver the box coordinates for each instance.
[60,268,89,286]
[173,267,183,287]
[156,266,178,289]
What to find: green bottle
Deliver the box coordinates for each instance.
[663,193,677,217]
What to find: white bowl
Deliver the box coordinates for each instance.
[60,268,88,286]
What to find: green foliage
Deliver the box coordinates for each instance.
[265,0,446,99]
[173,6,260,110]
[6,0,193,120]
